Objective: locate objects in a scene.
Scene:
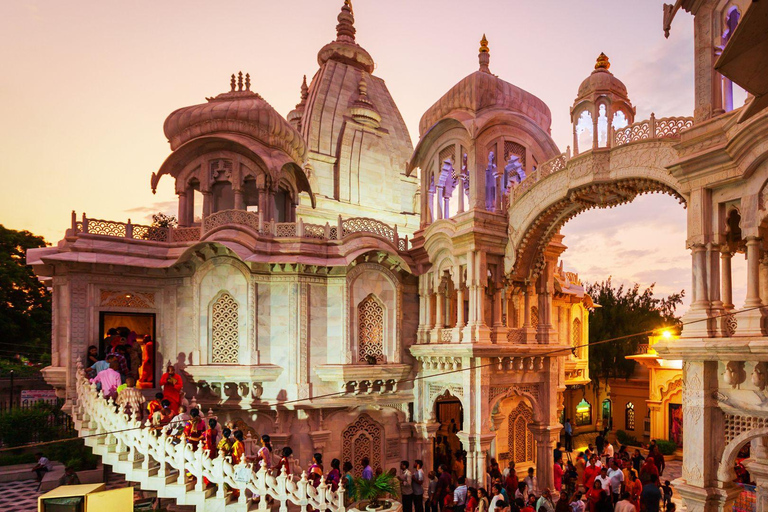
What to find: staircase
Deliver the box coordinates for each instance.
[72,366,351,512]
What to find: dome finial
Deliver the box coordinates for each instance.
[595,52,610,70]
[300,75,309,101]
[336,0,356,43]
[479,34,490,73]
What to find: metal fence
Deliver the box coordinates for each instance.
[0,397,76,446]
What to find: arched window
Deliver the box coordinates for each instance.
[576,110,594,153]
[508,402,534,463]
[576,398,592,426]
[211,292,239,364]
[358,294,385,363]
[572,318,582,350]
[625,402,635,430]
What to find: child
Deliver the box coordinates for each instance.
[147,392,164,417]
[662,480,673,511]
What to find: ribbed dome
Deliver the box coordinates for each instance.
[164,72,306,163]
[418,37,551,137]
[575,53,630,102]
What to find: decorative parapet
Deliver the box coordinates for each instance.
[613,114,693,147]
[73,365,354,512]
[70,210,410,253]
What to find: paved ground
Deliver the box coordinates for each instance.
[0,471,129,512]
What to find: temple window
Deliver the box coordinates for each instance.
[625,402,635,430]
[721,7,747,112]
[575,398,592,426]
[597,104,609,147]
[211,292,239,364]
[508,402,534,463]
[612,111,628,131]
[572,317,583,356]
[576,110,594,153]
[358,294,385,363]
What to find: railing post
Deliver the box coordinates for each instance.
[82,213,89,233]
[650,112,657,138]
[126,219,133,239]
[393,224,398,244]
[259,212,265,234]
[167,227,174,243]
[324,222,331,239]
[71,210,77,233]
[337,215,343,239]
[297,218,305,237]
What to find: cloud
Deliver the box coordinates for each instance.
[124,201,177,224]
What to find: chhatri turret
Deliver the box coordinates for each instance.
[289,0,419,236]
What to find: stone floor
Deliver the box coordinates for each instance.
[0,471,129,512]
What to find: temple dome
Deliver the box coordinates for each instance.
[164,72,306,163]
[575,53,630,102]
[418,36,552,137]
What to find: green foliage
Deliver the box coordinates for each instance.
[353,472,399,508]
[616,430,639,447]
[586,278,683,387]
[0,225,51,363]
[0,359,43,378]
[655,439,678,455]
[0,403,61,446]
[0,440,98,470]
[151,213,178,229]
[0,450,37,466]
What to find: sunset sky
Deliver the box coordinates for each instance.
[1,0,742,312]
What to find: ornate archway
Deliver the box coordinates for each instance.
[341,413,384,476]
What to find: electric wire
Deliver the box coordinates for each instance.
[0,304,760,453]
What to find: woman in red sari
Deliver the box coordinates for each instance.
[160,363,183,414]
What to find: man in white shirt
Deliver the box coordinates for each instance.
[594,467,611,493]
[603,441,615,461]
[607,460,625,504]
[524,467,538,495]
[32,452,53,487]
[453,476,468,512]
[169,405,191,439]
[614,492,636,512]
[502,460,515,479]
[399,460,414,512]
[490,484,504,512]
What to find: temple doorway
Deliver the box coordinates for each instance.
[99,312,156,387]
[434,392,464,476]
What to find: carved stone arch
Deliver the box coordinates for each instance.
[489,385,541,424]
[717,427,768,482]
[507,165,687,281]
[657,375,683,403]
[192,253,254,365]
[429,387,467,420]
[346,262,402,364]
[341,413,385,476]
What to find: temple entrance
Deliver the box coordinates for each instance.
[434,392,464,476]
[99,312,156,387]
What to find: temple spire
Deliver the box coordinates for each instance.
[479,34,490,73]
[336,0,356,43]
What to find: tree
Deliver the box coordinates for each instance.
[586,278,683,387]
[151,212,177,229]
[0,225,51,363]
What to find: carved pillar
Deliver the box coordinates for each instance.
[572,122,579,156]
[739,237,765,336]
[721,249,734,309]
[592,113,599,150]
[233,187,244,210]
[747,460,768,512]
[435,185,444,220]
[493,288,503,328]
[177,191,188,226]
[760,255,768,306]
[435,282,444,330]
[458,176,466,214]
[202,191,212,218]
[682,243,712,338]
[456,276,465,329]
[415,422,440,476]
[675,361,737,512]
[530,424,559,493]
[494,169,503,212]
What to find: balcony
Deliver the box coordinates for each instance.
[314,364,411,394]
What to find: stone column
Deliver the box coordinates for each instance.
[435,185,444,220]
[721,249,734,309]
[177,191,188,226]
[415,422,440,475]
[458,176,466,214]
[592,113,599,150]
[435,284,444,330]
[748,460,768,512]
[530,424,559,492]
[493,288,503,328]
[202,191,212,217]
[675,360,739,512]
[456,282,465,329]
[522,285,536,343]
[740,237,765,336]
[233,187,244,210]
[572,123,579,156]
[682,243,712,338]
[760,255,768,306]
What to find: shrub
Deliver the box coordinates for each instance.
[0,403,60,446]
[655,439,678,455]
[353,472,399,509]
[616,429,639,447]
[47,440,99,471]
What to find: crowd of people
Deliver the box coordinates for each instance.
[84,328,156,399]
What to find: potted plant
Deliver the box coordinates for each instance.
[352,472,399,511]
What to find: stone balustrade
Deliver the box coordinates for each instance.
[70,210,409,252]
[613,114,694,147]
[510,114,693,203]
[73,365,351,512]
